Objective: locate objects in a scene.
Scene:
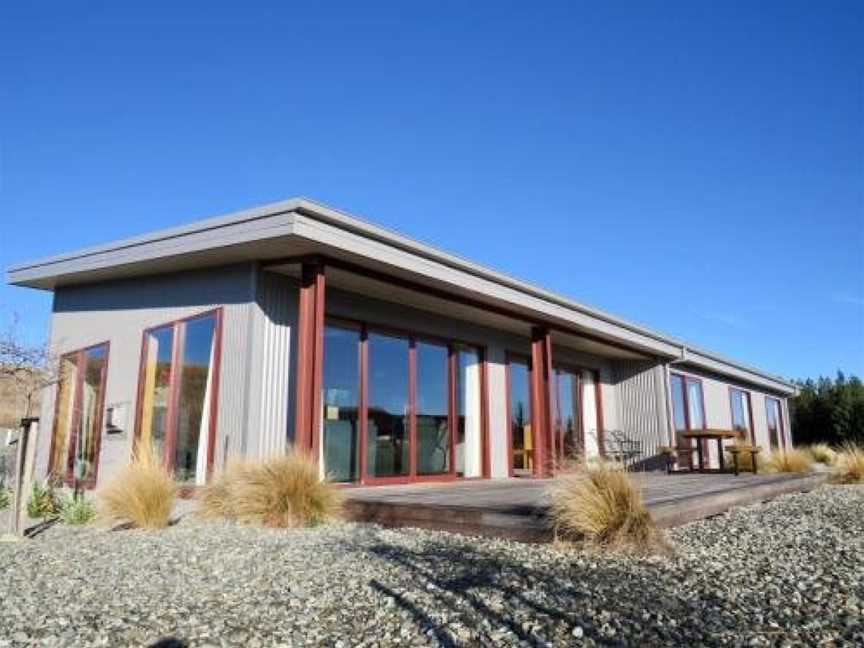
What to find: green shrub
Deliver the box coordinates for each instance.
[0,488,10,510]
[26,480,61,519]
[59,495,96,525]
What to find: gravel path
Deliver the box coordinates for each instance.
[1,485,862,647]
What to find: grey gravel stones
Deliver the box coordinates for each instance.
[0,485,862,647]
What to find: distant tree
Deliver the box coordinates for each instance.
[0,314,58,423]
[791,372,864,445]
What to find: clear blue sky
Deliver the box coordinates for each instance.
[1,1,862,381]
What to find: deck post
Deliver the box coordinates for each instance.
[294,261,326,462]
[530,327,554,478]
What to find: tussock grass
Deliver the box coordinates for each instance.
[548,460,665,554]
[96,439,177,529]
[804,443,837,466]
[832,443,864,484]
[199,451,342,528]
[763,448,813,474]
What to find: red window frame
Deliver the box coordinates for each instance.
[325,316,489,485]
[133,308,223,480]
[47,341,110,488]
[765,396,785,450]
[728,387,755,444]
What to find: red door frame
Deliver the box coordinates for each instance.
[765,396,785,450]
[670,371,708,467]
[728,387,755,444]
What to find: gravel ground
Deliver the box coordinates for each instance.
[0,485,862,647]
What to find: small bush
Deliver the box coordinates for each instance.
[548,460,665,554]
[0,487,10,510]
[96,440,177,529]
[199,451,343,528]
[764,448,813,474]
[832,443,864,484]
[60,495,96,525]
[804,443,837,466]
[26,480,61,519]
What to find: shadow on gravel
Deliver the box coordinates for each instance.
[148,637,188,648]
[347,531,745,646]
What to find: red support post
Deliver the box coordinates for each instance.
[530,327,554,478]
[294,262,326,460]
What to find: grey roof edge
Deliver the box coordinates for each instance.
[5,196,796,393]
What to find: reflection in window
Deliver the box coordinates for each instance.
[509,358,532,475]
[174,316,217,483]
[49,344,108,485]
[322,325,361,482]
[554,368,581,461]
[136,311,220,484]
[139,326,174,461]
[416,341,450,475]
[366,333,410,477]
[455,346,482,477]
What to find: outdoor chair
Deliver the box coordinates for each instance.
[727,444,762,476]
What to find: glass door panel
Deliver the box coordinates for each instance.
[554,368,581,463]
[766,398,781,450]
[509,358,533,476]
[322,324,362,482]
[366,333,410,478]
[416,341,450,475]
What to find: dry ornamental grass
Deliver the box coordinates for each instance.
[804,443,837,466]
[95,440,177,529]
[832,443,864,484]
[548,460,666,554]
[763,448,813,474]
[199,450,342,528]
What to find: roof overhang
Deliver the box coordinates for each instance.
[6,198,797,395]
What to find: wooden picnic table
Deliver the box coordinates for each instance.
[683,429,740,472]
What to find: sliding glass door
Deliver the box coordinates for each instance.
[321,320,484,483]
[507,356,533,476]
[553,367,582,464]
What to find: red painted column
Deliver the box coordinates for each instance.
[530,327,554,478]
[294,262,326,460]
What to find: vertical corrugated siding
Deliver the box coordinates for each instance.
[248,271,296,458]
[43,264,256,482]
[612,359,668,454]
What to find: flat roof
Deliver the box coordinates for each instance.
[6,197,796,394]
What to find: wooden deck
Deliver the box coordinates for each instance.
[343,472,828,542]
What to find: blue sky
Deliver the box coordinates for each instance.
[1,1,862,380]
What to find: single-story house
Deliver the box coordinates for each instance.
[6,198,795,489]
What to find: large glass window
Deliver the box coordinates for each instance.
[454,345,482,477]
[322,324,361,482]
[416,341,450,475]
[136,310,221,484]
[49,343,109,486]
[730,388,752,441]
[508,357,533,475]
[366,333,410,478]
[765,397,783,450]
